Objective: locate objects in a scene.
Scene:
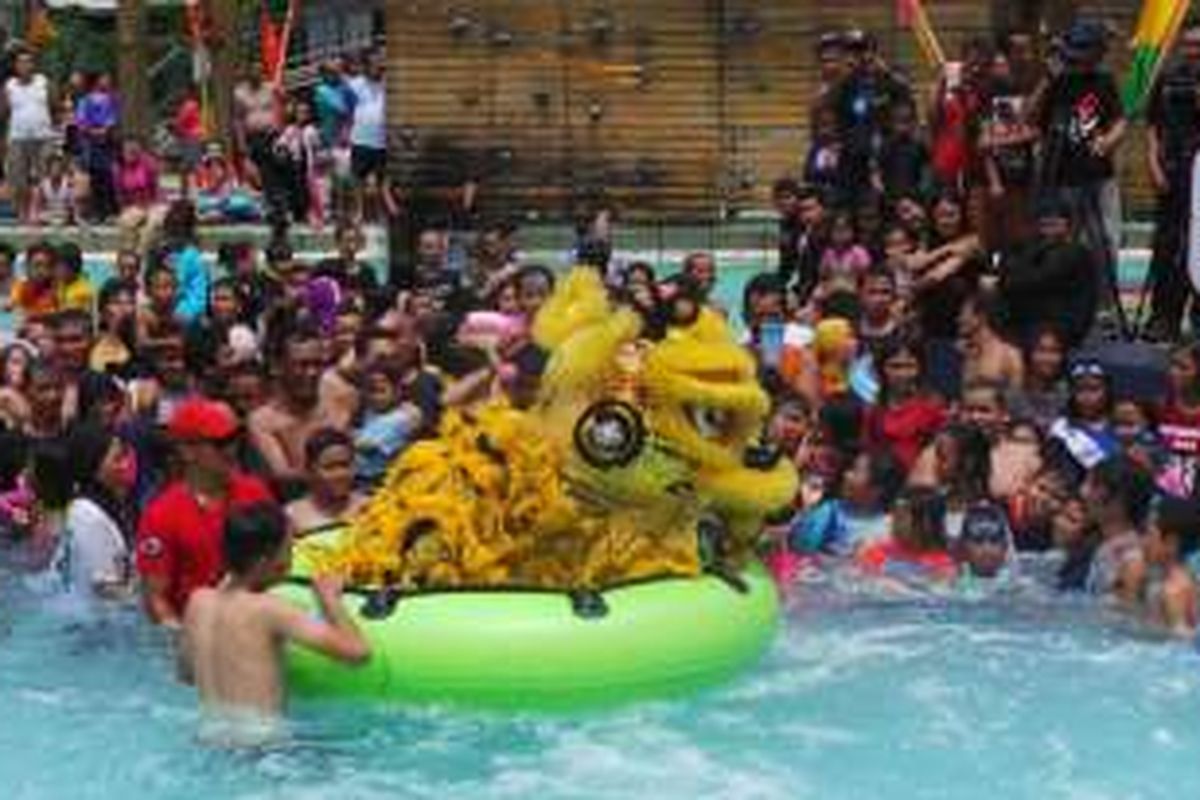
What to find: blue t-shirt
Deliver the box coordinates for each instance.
[356,406,420,482]
[788,499,851,556]
[314,80,356,147]
[169,245,209,323]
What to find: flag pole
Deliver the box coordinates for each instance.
[272,0,299,90]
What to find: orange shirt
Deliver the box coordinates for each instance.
[9,278,58,317]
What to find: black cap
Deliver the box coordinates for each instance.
[1062,20,1108,60]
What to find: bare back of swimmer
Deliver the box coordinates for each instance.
[179,503,369,730]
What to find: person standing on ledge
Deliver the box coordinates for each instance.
[179,502,369,737]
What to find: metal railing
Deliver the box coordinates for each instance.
[281,34,384,89]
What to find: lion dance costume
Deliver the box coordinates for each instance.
[319,269,798,590]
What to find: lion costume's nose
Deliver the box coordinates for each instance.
[743,443,782,471]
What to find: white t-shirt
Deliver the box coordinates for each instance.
[53,497,129,604]
[5,75,53,142]
[348,76,385,150]
[38,175,74,223]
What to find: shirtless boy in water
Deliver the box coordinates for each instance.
[179,502,370,724]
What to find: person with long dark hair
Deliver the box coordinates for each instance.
[46,424,138,608]
[864,332,947,472]
[89,278,137,375]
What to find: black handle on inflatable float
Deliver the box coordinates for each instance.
[286,569,752,619]
[281,576,401,620]
[283,575,612,621]
[704,566,750,595]
[568,589,610,620]
[360,587,404,620]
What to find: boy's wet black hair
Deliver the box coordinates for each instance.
[224,502,289,576]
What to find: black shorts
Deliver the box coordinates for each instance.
[351,145,387,181]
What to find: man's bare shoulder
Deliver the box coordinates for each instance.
[284,497,317,530]
[248,401,293,433]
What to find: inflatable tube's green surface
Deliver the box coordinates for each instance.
[276,539,779,711]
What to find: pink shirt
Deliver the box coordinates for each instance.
[114,154,160,208]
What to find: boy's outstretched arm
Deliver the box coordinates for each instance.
[272,575,371,665]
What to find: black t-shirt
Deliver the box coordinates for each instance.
[878,134,929,197]
[1038,70,1123,186]
[834,69,913,184]
[914,255,981,341]
[1000,239,1097,347]
[1147,62,1200,176]
[777,215,822,303]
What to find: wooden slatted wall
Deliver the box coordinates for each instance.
[384,0,1023,222]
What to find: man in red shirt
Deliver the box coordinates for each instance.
[136,398,273,627]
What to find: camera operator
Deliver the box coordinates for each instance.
[1033,20,1127,337]
[832,30,913,201]
[1143,23,1200,342]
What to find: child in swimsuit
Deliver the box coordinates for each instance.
[1082,457,1154,608]
[857,487,956,587]
[1142,497,1200,640]
[956,502,1015,590]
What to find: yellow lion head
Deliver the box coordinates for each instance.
[534,269,797,533]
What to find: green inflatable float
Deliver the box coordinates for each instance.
[277,535,779,711]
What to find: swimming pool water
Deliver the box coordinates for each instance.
[2,575,1198,800]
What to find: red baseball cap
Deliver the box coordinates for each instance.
[167,398,239,442]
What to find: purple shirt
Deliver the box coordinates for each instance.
[75,90,120,132]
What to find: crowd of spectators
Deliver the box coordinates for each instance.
[0,46,392,232]
[0,17,1199,647]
